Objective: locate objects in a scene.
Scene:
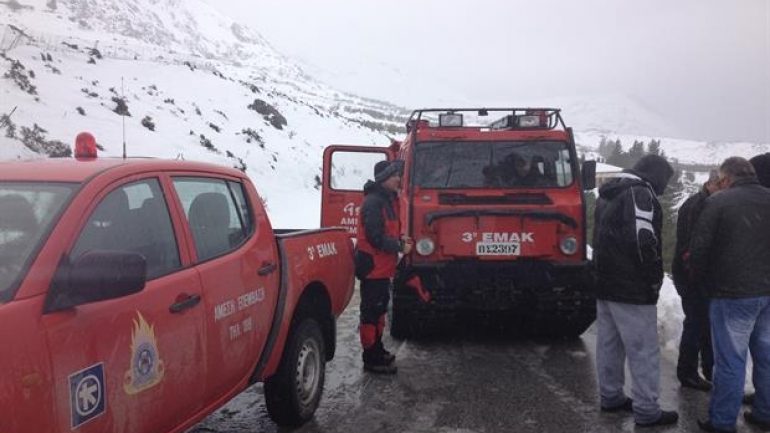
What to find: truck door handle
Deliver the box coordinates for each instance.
[169,294,201,313]
[258,262,277,276]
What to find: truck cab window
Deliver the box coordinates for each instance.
[71,179,181,280]
[172,178,248,261]
[0,184,74,299]
[414,141,573,189]
[330,151,387,191]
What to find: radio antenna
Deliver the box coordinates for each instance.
[0,106,17,129]
[121,77,126,159]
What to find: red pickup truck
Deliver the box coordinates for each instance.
[0,145,354,433]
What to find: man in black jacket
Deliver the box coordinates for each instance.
[691,157,770,433]
[593,154,678,427]
[672,171,720,391]
[354,160,412,374]
[742,153,770,407]
[750,152,770,188]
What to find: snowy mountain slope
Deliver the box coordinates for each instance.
[2,0,769,228]
[0,0,409,228]
[574,130,770,166]
[537,94,679,139]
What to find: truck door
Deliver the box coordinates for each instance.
[169,176,279,403]
[43,178,205,433]
[321,145,392,234]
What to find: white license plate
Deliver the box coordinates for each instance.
[475,242,520,256]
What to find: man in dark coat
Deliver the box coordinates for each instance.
[749,152,770,188]
[593,154,678,427]
[354,160,412,374]
[742,153,770,407]
[672,170,720,391]
[691,157,770,433]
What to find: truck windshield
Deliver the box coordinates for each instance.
[413,141,574,189]
[0,183,76,301]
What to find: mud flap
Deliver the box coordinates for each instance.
[405,274,431,303]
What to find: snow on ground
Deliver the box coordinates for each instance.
[658,276,683,353]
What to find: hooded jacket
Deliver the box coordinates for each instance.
[354,180,402,280]
[593,155,673,304]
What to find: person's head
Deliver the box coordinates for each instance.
[374,160,404,192]
[510,153,532,178]
[704,169,721,194]
[749,153,770,187]
[631,154,674,196]
[717,156,757,189]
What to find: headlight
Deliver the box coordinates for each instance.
[559,236,578,255]
[416,238,435,256]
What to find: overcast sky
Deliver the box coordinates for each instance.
[214,0,769,143]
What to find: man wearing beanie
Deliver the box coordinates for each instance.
[593,154,678,427]
[354,159,412,374]
[691,157,770,433]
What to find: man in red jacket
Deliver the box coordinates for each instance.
[355,160,412,374]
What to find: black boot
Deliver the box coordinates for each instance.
[374,340,395,366]
[679,374,712,391]
[636,410,678,428]
[600,397,633,413]
[744,411,770,430]
[697,418,736,433]
[362,348,397,374]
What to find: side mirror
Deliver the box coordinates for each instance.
[581,160,597,191]
[44,250,147,313]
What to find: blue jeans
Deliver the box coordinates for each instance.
[709,296,770,430]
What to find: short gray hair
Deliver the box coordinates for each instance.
[719,156,757,182]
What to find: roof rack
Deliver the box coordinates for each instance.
[405,108,566,134]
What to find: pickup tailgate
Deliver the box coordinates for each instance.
[276,227,354,316]
[256,227,354,379]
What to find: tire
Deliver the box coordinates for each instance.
[264,318,326,427]
[529,316,595,339]
[389,281,420,339]
[390,282,449,339]
[389,304,414,340]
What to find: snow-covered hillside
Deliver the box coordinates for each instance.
[2,0,769,229]
[0,0,409,228]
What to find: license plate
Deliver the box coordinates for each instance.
[475,242,520,256]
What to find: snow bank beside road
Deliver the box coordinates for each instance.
[658,276,684,352]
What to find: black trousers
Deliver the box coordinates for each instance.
[359,278,391,350]
[677,294,714,379]
[360,278,391,325]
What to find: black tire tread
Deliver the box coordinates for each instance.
[264,318,325,427]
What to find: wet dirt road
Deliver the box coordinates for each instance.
[190,291,751,433]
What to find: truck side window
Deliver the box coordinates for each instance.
[171,177,248,262]
[228,181,254,237]
[330,151,387,191]
[71,179,181,280]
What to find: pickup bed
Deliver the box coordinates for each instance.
[0,155,354,433]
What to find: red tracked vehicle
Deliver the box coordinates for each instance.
[322,108,596,338]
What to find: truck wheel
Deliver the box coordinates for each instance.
[389,305,414,339]
[390,281,419,339]
[265,318,326,427]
